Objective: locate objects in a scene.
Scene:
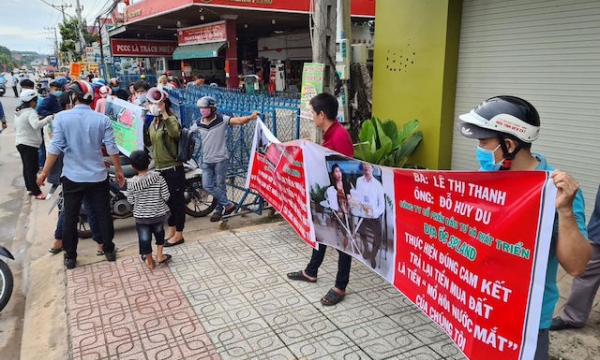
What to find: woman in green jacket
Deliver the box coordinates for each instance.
[144,89,186,247]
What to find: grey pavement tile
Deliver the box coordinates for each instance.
[314,345,373,360]
[343,318,425,357]
[354,291,414,317]
[322,299,388,329]
[427,338,466,360]
[192,302,237,332]
[388,307,434,331]
[243,284,314,316]
[287,329,356,359]
[404,322,452,347]
[262,304,338,345]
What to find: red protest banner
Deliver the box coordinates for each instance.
[247,120,312,246]
[393,170,554,359]
[246,121,556,360]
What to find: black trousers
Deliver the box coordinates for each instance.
[160,165,186,231]
[62,177,115,259]
[16,144,42,195]
[305,245,352,291]
[363,217,383,261]
[12,86,18,97]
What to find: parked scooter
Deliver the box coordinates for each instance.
[49,156,217,238]
[0,75,6,97]
[0,245,14,312]
[106,156,217,218]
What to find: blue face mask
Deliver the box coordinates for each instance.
[476,145,502,171]
[112,87,120,92]
[53,91,62,97]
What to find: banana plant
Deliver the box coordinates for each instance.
[353,116,423,168]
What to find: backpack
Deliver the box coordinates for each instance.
[162,123,196,162]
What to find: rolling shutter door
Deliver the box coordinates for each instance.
[452,0,600,218]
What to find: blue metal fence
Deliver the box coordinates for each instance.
[165,86,308,220]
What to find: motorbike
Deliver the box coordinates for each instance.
[36,78,49,97]
[0,76,6,97]
[48,157,217,238]
[107,157,217,218]
[0,245,14,312]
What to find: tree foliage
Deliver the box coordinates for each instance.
[59,18,99,62]
[0,46,11,57]
[0,46,16,71]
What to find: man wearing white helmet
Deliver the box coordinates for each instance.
[37,80,126,270]
[456,95,592,360]
[190,96,259,222]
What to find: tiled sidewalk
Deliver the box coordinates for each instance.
[67,224,465,360]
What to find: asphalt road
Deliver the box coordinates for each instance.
[0,92,30,359]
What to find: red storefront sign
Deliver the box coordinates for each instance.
[125,0,375,24]
[111,39,178,57]
[177,21,227,46]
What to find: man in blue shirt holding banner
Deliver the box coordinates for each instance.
[456,95,591,360]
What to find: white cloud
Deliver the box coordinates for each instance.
[0,0,106,53]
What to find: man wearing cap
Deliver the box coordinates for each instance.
[456,95,591,360]
[190,96,259,222]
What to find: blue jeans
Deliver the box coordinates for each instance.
[136,221,165,255]
[201,159,231,213]
[38,130,46,169]
[55,196,102,244]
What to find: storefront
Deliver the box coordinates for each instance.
[119,0,376,89]
[173,21,229,86]
[110,39,178,79]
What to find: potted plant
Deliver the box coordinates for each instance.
[353,116,423,167]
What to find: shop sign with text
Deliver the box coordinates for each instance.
[111,40,178,57]
[177,21,227,46]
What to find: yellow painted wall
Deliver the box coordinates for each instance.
[372,0,462,169]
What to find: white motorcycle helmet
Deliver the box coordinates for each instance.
[20,89,38,103]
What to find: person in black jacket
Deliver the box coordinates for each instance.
[109,78,128,101]
[37,81,63,169]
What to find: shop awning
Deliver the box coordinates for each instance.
[172,42,226,60]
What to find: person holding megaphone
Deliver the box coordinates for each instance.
[143,87,186,247]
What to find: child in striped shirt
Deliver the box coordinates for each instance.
[127,150,172,269]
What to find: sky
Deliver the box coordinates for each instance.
[0,0,122,55]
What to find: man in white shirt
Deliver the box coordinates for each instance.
[355,162,385,268]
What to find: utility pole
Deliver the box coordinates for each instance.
[311,0,337,142]
[75,0,87,55]
[312,0,337,95]
[44,27,61,67]
[97,17,106,79]
[55,2,71,23]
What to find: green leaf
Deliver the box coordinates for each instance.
[358,120,376,143]
[372,141,393,164]
[398,119,420,143]
[397,131,423,159]
[374,117,392,150]
[381,120,399,148]
[353,142,376,163]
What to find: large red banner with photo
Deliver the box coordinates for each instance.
[246,121,555,360]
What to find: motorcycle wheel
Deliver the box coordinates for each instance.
[184,177,217,217]
[0,260,14,312]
